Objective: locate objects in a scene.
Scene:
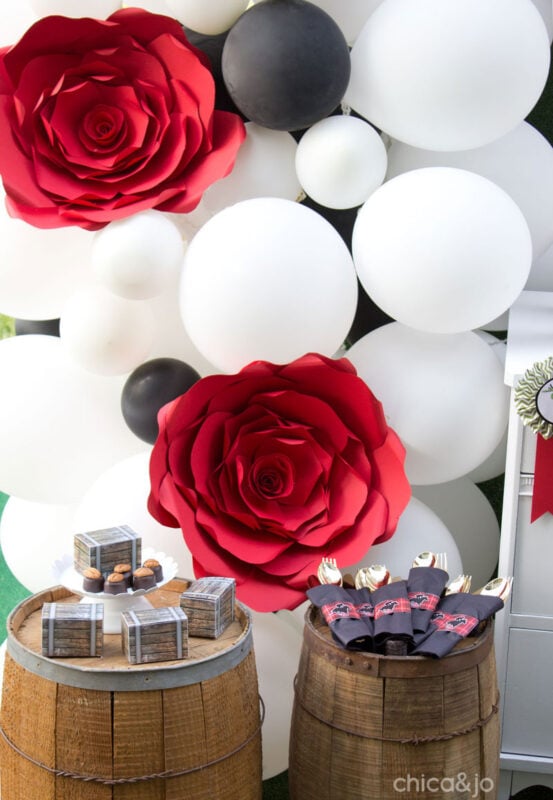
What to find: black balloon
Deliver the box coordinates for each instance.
[121,358,201,444]
[15,318,60,337]
[221,0,351,131]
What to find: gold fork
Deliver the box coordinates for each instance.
[317,557,343,586]
[445,574,472,595]
[412,551,448,571]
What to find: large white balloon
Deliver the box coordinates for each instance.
[60,287,155,376]
[412,479,500,588]
[146,275,218,376]
[346,0,550,151]
[527,240,553,291]
[250,609,302,779]
[0,192,93,320]
[92,211,185,300]
[0,335,145,503]
[352,167,532,333]
[530,0,553,40]
[29,0,119,15]
[295,115,387,209]
[345,497,463,581]
[386,122,553,260]
[180,198,358,372]
[347,324,510,485]
[165,0,249,34]
[73,451,194,576]
[202,123,301,216]
[0,2,37,47]
[0,497,77,593]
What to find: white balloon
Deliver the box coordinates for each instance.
[146,275,219,376]
[347,324,510,485]
[29,0,120,15]
[0,192,93,320]
[0,2,38,47]
[345,497,463,581]
[0,335,145,503]
[527,239,553,291]
[250,608,302,779]
[92,211,185,300]
[352,168,532,333]
[346,0,550,151]
[386,122,553,260]
[202,123,301,215]
[60,286,155,376]
[412,479,500,588]
[0,497,77,593]
[295,116,387,209]
[531,0,553,41]
[129,0,172,11]
[165,0,249,34]
[180,198,357,372]
[74,451,194,576]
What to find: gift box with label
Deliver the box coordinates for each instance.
[180,577,236,638]
[41,602,104,658]
[73,525,141,576]
[121,606,188,665]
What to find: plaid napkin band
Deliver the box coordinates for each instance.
[407,567,449,633]
[370,580,414,649]
[307,585,373,650]
[412,592,504,658]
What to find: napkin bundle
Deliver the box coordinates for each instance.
[307,568,504,658]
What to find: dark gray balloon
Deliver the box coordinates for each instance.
[121,358,201,444]
[222,0,351,131]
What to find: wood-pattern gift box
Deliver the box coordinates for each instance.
[74,525,141,576]
[180,577,236,639]
[121,606,188,665]
[42,602,104,658]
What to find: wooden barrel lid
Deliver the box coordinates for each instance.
[303,603,494,678]
[6,578,253,691]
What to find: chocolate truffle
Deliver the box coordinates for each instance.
[142,558,163,583]
[104,572,128,595]
[82,567,104,593]
[113,562,132,588]
[133,567,156,591]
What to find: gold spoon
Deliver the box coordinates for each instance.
[477,576,513,601]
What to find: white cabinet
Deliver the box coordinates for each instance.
[495,291,553,798]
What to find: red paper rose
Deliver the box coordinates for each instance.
[148,353,411,612]
[0,9,245,230]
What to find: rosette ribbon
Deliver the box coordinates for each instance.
[514,356,553,522]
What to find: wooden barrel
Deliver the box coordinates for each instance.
[0,579,262,800]
[289,606,499,800]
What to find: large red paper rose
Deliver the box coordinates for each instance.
[0,9,245,230]
[148,353,411,612]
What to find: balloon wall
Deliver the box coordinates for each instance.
[0,0,551,779]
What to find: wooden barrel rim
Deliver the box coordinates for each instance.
[6,582,253,691]
[304,604,494,677]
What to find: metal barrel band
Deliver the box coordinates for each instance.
[0,695,264,785]
[293,675,499,745]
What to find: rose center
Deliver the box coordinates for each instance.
[249,454,294,499]
[82,105,126,148]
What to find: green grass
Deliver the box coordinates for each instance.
[0,314,14,340]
